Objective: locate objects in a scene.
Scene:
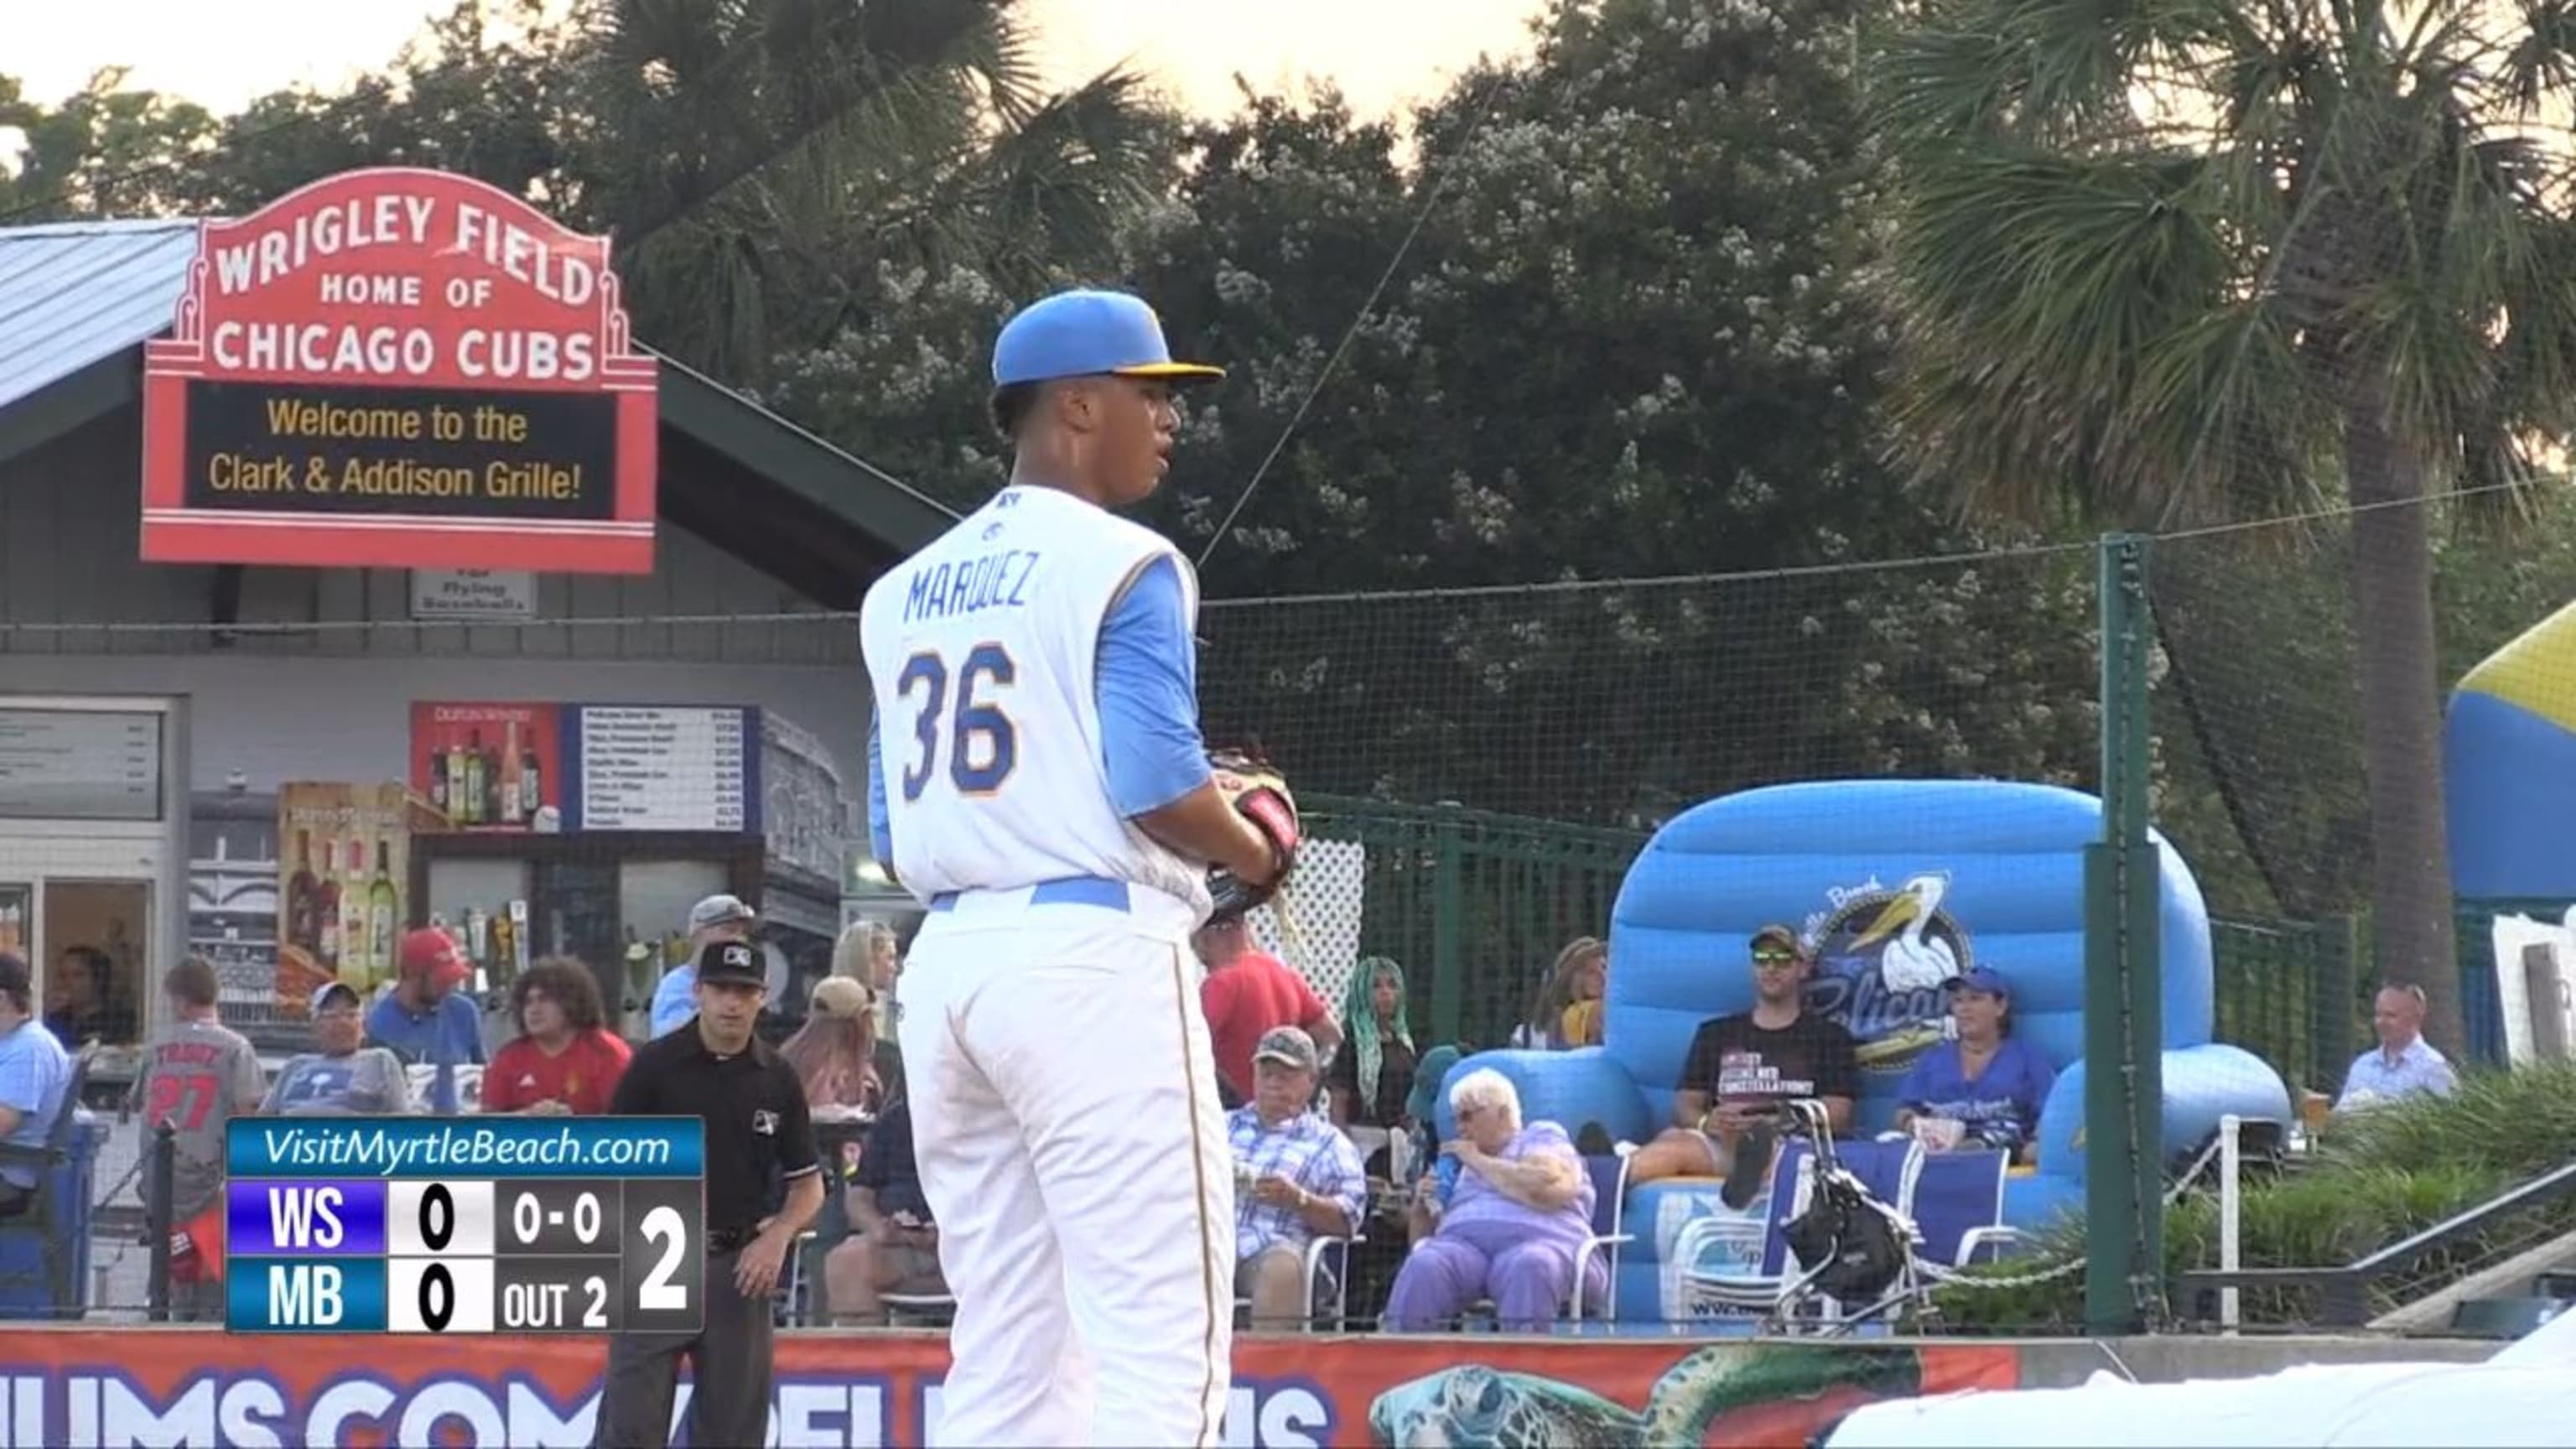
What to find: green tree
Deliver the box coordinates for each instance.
[0,69,216,219]
[773,0,2116,826]
[1872,0,2576,1054]
[579,0,1176,382]
[1145,0,2111,819]
[10,0,1178,391]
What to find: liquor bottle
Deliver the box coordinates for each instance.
[316,835,343,967]
[483,733,503,823]
[492,908,515,987]
[369,841,398,982]
[340,839,371,984]
[501,720,524,825]
[448,739,470,823]
[522,746,542,818]
[462,730,486,827]
[287,829,321,952]
[428,748,449,818]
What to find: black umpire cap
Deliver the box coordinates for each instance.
[698,939,764,987]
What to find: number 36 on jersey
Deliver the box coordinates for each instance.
[896,642,1019,798]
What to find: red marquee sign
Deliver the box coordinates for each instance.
[140,167,658,574]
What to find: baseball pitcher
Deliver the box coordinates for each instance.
[859,288,1298,1447]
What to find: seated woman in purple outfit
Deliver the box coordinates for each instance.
[1893,964,2056,1164]
[1381,1067,1602,1332]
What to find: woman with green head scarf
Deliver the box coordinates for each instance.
[1327,957,1418,1141]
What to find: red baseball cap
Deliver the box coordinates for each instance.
[400,927,469,986]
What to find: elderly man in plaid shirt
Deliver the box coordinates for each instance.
[1228,1025,1369,1329]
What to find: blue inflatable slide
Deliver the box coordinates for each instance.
[1429,778,2293,1323]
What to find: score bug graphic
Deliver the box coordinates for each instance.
[224,1117,704,1335]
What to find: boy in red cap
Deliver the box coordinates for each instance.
[365,927,486,1113]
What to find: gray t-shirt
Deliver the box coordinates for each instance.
[261,1048,416,1117]
[133,1018,266,1218]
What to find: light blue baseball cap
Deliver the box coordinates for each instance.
[992,288,1225,387]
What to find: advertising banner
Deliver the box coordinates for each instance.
[139,167,658,574]
[0,1329,2016,1447]
[274,783,418,1007]
[410,702,565,832]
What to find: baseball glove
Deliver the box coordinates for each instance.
[1205,746,1301,921]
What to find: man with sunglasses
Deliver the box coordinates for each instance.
[1628,923,1859,1206]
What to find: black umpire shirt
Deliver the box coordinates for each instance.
[612,1026,820,1239]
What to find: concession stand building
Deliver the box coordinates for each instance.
[0,169,949,1070]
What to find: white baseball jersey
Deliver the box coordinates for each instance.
[858,484,1213,917]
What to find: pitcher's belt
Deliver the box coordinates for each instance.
[928,876,1130,914]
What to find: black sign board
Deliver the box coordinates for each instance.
[181,382,618,521]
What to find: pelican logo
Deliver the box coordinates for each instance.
[1807,872,1972,1076]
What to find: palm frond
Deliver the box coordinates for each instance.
[1886,141,2302,521]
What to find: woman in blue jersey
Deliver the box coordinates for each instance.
[1893,965,2054,1162]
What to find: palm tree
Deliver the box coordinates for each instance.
[1872,0,2576,1056]
[581,0,1176,380]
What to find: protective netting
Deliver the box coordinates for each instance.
[1195,549,2107,1049]
[40,523,2576,1332]
[2150,508,2576,1091]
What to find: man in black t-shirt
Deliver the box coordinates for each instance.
[593,941,823,1449]
[1629,924,1860,1204]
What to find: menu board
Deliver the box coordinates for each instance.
[0,709,164,821]
[569,705,759,833]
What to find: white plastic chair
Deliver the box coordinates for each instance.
[1235,1233,1363,1332]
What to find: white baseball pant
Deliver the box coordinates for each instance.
[897,878,1235,1447]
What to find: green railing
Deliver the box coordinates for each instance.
[2209,913,2365,1094]
[1301,793,1646,1046]
[1305,789,2363,1092]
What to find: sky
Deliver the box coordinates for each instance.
[7,0,1546,121]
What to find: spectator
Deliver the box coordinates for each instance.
[132,957,264,1317]
[0,952,71,1218]
[1382,1067,1601,1332]
[823,1093,947,1325]
[1627,924,1859,1204]
[1509,937,1607,1051]
[1197,916,1343,1108]
[366,927,485,1114]
[1893,966,2055,1162]
[2334,982,2458,1113]
[1327,958,1419,1175]
[828,922,908,1104]
[651,895,759,1039]
[834,920,901,995]
[482,958,630,1116]
[265,983,417,1115]
[779,976,882,1118]
[1228,1026,1368,1329]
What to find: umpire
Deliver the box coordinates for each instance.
[594,940,823,1448]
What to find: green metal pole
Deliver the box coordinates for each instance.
[2087,532,2166,1336]
[1431,802,1465,1044]
[2314,914,2361,1095]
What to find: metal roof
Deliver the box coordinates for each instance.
[0,218,200,413]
